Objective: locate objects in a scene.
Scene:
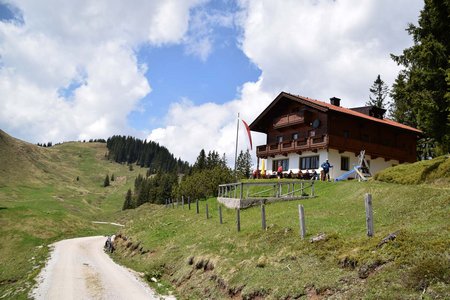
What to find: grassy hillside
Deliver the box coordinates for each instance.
[111,160,450,299]
[0,130,142,299]
[374,155,450,186]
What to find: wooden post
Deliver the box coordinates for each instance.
[206,204,209,219]
[182,196,184,208]
[240,182,243,200]
[298,205,306,239]
[219,206,223,224]
[196,199,199,214]
[236,208,241,232]
[261,203,266,230]
[365,193,374,237]
[301,182,304,196]
[188,196,191,210]
[171,199,174,209]
[311,181,315,197]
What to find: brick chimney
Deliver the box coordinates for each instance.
[330,97,341,107]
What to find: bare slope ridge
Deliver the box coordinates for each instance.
[0,129,54,185]
[0,131,145,299]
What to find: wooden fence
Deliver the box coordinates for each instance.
[217,180,315,209]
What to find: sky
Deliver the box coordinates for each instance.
[0,0,423,165]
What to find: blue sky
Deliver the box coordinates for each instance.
[0,0,423,164]
[131,37,260,129]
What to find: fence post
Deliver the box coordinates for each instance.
[236,208,241,232]
[188,196,191,210]
[196,199,199,214]
[240,182,243,200]
[219,205,223,224]
[311,181,315,197]
[206,203,209,219]
[365,193,374,237]
[182,196,184,208]
[261,202,266,230]
[298,204,306,239]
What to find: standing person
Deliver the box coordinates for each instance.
[277,163,283,179]
[321,159,333,181]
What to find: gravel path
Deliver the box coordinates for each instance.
[31,236,173,300]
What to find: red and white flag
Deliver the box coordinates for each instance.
[241,119,252,150]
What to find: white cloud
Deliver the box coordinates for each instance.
[0,0,203,142]
[183,7,235,61]
[149,0,423,165]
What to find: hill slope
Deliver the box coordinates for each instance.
[111,158,450,299]
[374,155,450,186]
[0,130,143,299]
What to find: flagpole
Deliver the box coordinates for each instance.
[234,112,240,178]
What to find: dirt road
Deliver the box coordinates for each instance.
[31,236,172,300]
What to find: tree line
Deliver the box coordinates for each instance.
[106,135,190,174]
[368,0,449,157]
[123,148,252,210]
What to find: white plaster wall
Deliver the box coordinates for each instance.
[366,156,399,176]
[264,149,400,179]
[327,149,400,179]
[328,149,359,180]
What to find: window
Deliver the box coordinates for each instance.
[341,156,349,171]
[272,159,289,171]
[300,156,319,170]
[277,136,283,143]
[292,132,299,140]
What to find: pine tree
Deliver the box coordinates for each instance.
[390,0,450,155]
[122,189,134,210]
[193,149,206,172]
[366,74,389,109]
[103,175,110,187]
[111,174,115,181]
[236,150,252,179]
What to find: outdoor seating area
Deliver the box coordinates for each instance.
[252,169,320,180]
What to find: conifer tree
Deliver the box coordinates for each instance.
[103,174,110,187]
[122,189,134,210]
[366,74,389,109]
[390,0,450,155]
[111,174,115,181]
[236,150,252,179]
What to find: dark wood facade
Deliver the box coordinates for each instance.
[251,92,421,163]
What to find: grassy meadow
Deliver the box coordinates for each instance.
[0,131,142,299]
[112,160,450,299]
[1,129,449,299]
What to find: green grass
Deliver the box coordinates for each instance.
[1,130,449,299]
[374,155,450,186]
[0,132,144,299]
[112,173,449,299]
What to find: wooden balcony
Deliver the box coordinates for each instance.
[256,135,328,158]
[328,135,415,162]
[273,112,304,129]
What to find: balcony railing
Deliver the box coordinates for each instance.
[273,112,304,129]
[256,135,328,157]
